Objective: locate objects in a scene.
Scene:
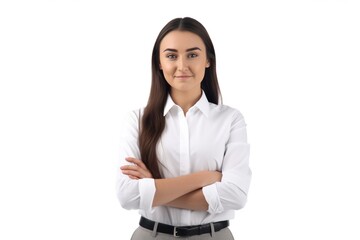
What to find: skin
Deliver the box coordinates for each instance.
[121,30,221,211]
[159,30,210,114]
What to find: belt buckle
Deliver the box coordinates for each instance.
[173,226,179,237]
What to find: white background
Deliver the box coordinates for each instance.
[1,0,359,239]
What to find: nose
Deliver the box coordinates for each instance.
[177,56,188,71]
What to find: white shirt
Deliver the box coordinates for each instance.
[116,91,251,226]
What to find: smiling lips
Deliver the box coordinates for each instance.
[175,75,192,79]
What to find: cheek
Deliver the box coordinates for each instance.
[160,65,174,83]
[193,65,206,77]
[162,64,175,76]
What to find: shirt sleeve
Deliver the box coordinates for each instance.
[115,109,156,211]
[202,110,252,214]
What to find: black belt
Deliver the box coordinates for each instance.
[139,216,229,237]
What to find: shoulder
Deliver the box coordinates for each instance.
[121,107,145,127]
[208,104,248,133]
[124,107,145,118]
[209,103,245,121]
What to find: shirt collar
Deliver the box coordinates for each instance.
[163,90,210,117]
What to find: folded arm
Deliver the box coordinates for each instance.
[164,189,208,211]
[202,111,252,214]
[121,157,221,210]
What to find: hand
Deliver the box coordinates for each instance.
[120,157,153,180]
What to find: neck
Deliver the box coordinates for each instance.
[170,89,202,115]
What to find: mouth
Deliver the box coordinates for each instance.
[175,75,192,79]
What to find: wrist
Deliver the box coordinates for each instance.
[195,171,220,187]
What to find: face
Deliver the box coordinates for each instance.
[159,30,210,95]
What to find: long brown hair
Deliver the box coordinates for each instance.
[139,17,222,178]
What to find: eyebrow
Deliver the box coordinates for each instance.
[163,47,202,52]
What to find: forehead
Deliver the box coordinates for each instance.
[160,30,205,51]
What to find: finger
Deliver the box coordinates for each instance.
[125,157,138,163]
[129,175,139,180]
[124,162,153,178]
[124,157,137,166]
[126,166,149,178]
[121,164,153,178]
[125,157,147,169]
[120,166,140,180]
[122,167,150,179]
[121,165,142,172]
[120,165,133,170]
[121,169,142,178]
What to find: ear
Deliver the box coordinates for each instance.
[159,63,162,70]
[206,60,210,68]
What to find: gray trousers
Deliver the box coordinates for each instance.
[130,224,235,240]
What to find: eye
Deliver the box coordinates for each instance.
[188,53,198,58]
[166,54,177,60]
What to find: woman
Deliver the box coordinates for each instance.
[116,17,251,239]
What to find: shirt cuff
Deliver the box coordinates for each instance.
[138,178,156,211]
[202,183,224,214]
